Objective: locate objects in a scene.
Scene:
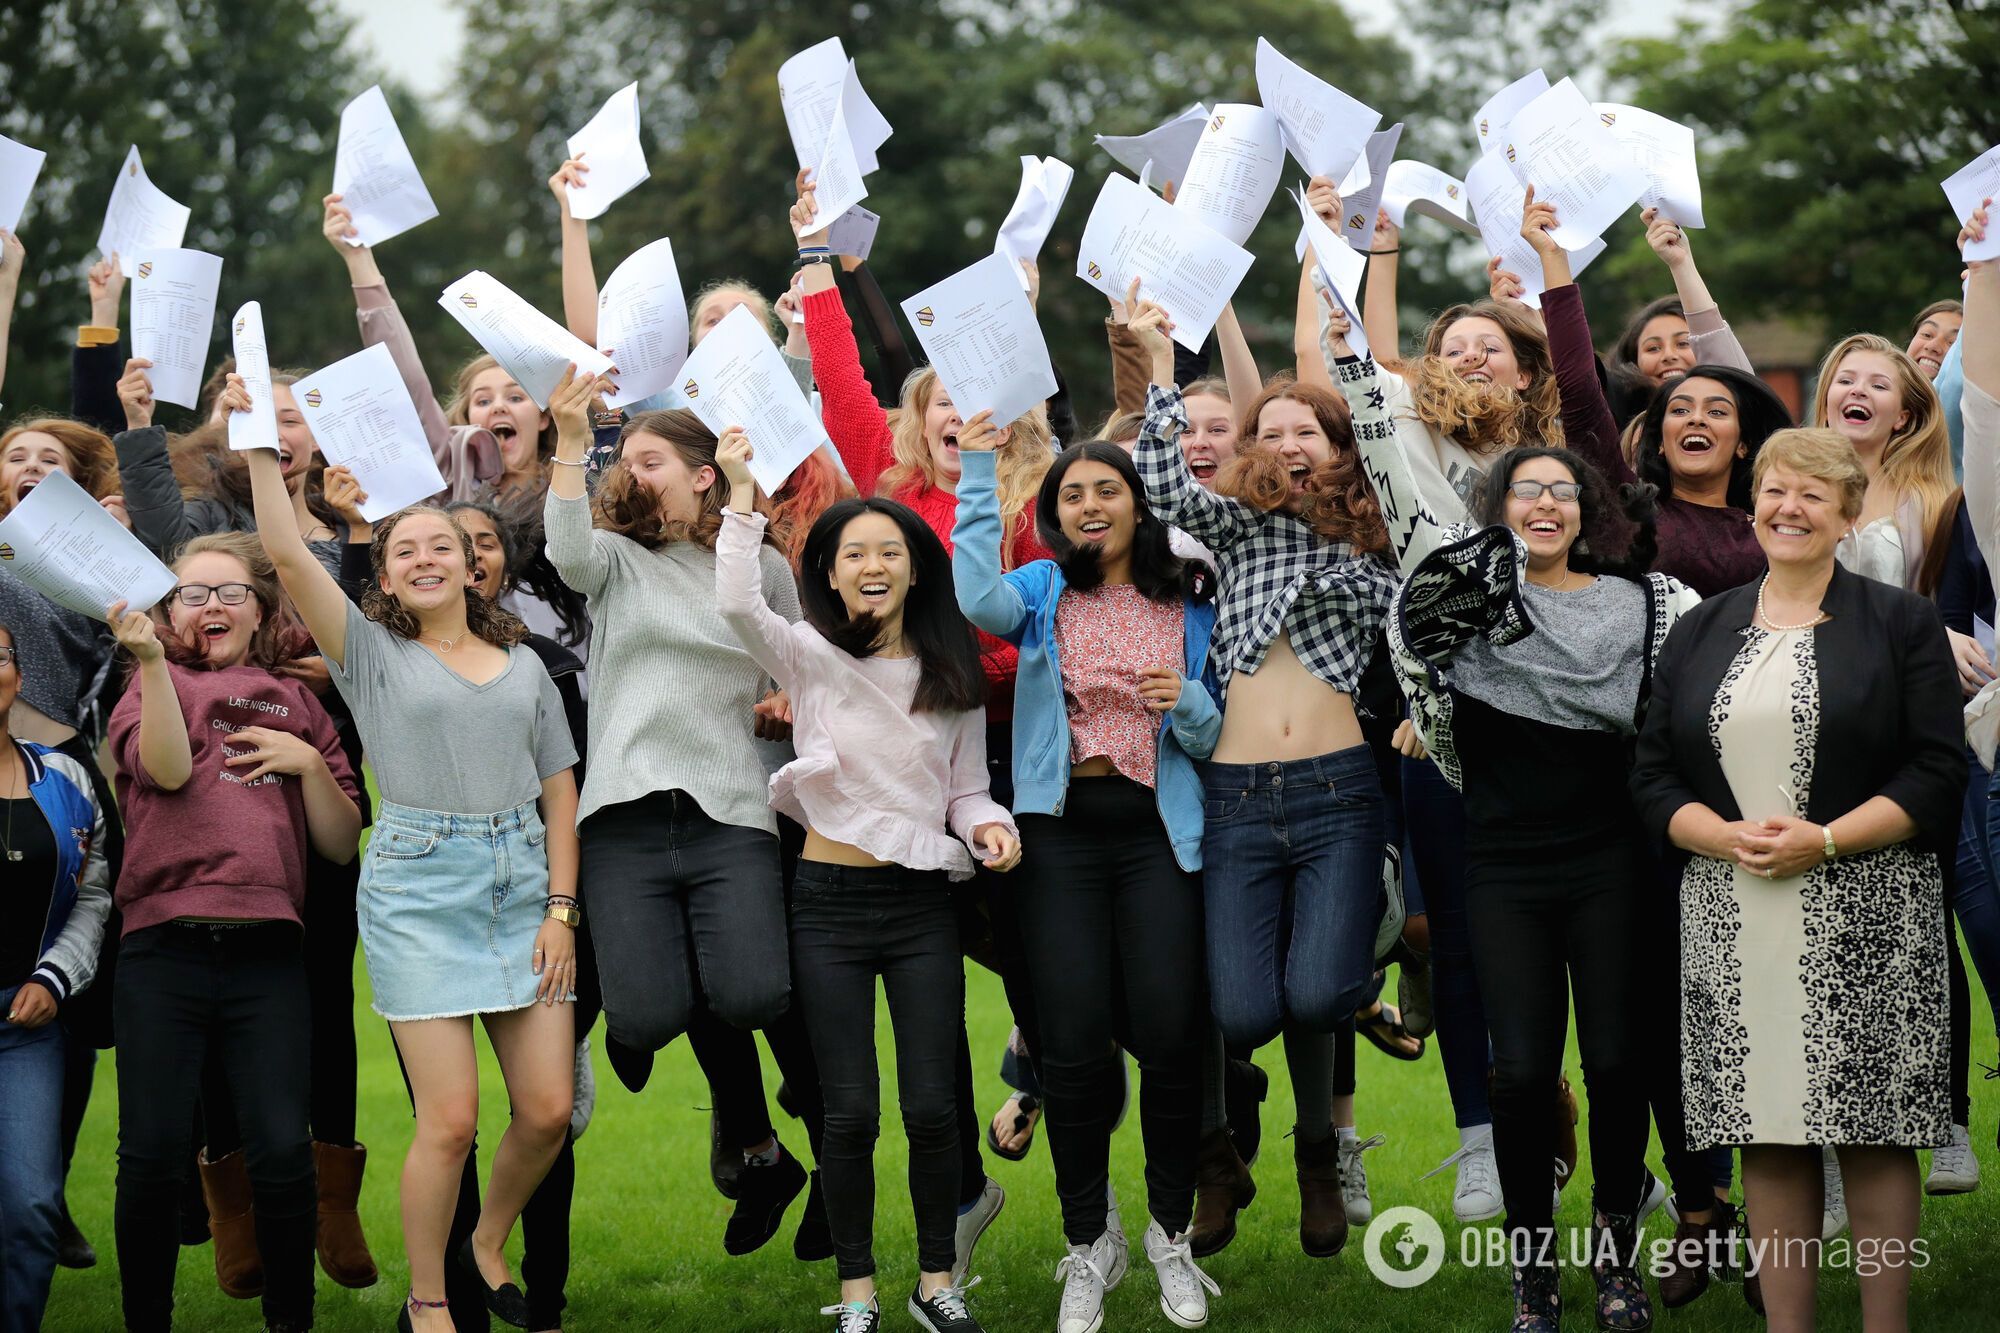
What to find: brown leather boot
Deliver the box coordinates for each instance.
[1554,1075,1580,1198]
[1189,1128,1256,1257]
[1295,1129,1348,1257]
[313,1141,379,1288]
[197,1149,264,1299]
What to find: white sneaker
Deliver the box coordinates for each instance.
[1637,1170,1670,1224]
[1423,1128,1503,1223]
[1103,1181,1127,1257]
[1054,1230,1127,1333]
[1926,1123,1981,1195]
[952,1176,1005,1286]
[1338,1131,1386,1225]
[570,1038,596,1140]
[1143,1221,1221,1330]
[1821,1148,1848,1241]
[819,1296,880,1332]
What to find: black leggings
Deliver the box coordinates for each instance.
[790,861,963,1280]
[1015,777,1205,1244]
[1465,836,1654,1235]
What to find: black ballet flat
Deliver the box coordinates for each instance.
[456,1237,530,1327]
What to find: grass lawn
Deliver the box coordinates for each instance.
[37,951,2000,1332]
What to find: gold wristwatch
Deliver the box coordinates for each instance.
[546,901,582,928]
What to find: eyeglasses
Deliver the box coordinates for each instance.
[0,646,15,669]
[1506,480,1581,504]
[173,583,253,607]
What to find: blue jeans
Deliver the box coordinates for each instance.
[1203,745,1386,1045]
[1962,757,2000,1021]
[0,986,67,1333]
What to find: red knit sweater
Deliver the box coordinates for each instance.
[803,285,1052,721]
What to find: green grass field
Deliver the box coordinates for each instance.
[35,949,2000,1332]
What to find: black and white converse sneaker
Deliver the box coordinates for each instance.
[820,1296,880,1333]
[908,1280,983,1332]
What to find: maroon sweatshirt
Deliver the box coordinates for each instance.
[111,662,361,935]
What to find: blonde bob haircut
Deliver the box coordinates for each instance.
[883,366,1052,567]
[1808,333,1952,537]
[1751,427,1868,523]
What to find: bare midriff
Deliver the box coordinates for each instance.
[802,827,892,868]
[1071,755,1118,777]
[7,699,76,748]
[1212,630,1363,763]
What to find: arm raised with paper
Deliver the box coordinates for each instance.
[1523,191,1632,488]
[1322,295,1447,572]
[108,598,193,791]
[1130,292,1259,552]
[0,228,22,399]
[1961,202,2000,575]
[1644,207,1752,374]
[549,156,600,347]
[234,374,348,666]
[792,170,895,494]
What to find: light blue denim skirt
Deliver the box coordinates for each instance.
[358,798,550,1021]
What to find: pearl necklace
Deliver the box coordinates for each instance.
[1755,574,1826,632]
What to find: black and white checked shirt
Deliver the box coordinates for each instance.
[1136,385,1399,700]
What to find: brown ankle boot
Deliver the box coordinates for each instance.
[197,1149,264,1298]
[1554,1075,1580,1198]
[1189,1128,1256,1257]
[1295,1129,1348,1257]
[312,1141,379,1288]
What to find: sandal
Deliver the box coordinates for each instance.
[1357,1001,1426,1062]
[986,1091,1041,1161]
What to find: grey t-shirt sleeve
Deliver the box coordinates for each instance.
[532,660,581,780]
[326,601,385,703]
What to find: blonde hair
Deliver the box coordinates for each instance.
[442,355,557,480]
[1809,334,1951,537]
[882,367,1051,567]
[1752,427,1868,521]
[689,280,777,344]
[1409,302,1565,453]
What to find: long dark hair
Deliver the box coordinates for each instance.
[361,505,529,647]
[799,498,984,714]
[1605,296,1686,423]
[1633,364,1792,512]
[1471,446,1660,579]
[1034,441,1211,603]
[444,499,592,649]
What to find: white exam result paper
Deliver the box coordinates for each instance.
[0,133,46,232]
[995,155,1075,286]
[332,86,439,248]
[1337,124,1405,251]
[1381,160,1479,236]
[294,344,446,520]
[227,302,280,454]
[827,205,881,262]
[676,305,833,494]
[1076,173,1254,354]
[1592,104,1704,228]
[437,270,614,409]
[566,82,649,221]
[1175,104,1286,246]
[800,85,869,234]
[1294,187,1368,359]
[778,39,892,176]
[1465,153,1606,309]
[595,237,689,410]
[1094,105,1209,192]
[97,147,190,277]
[1501,78,1647,249]
[1253,37,1381,182]
[130,248,223,409]
[901,252,1057,429]
[1474,69,1548,155]
[0,470,175,621]
[1944,145,2000,263]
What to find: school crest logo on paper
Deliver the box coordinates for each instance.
[1478,118,1490,138]
[234,317,245,336]
[1348,214,1365,230]
[304,389,323,408]
[915,307,935,328]
[138,261,153,278]
[683,379,700,399]
[0,543,12,560]
[1446,184,1460,200]
[1504,145,1517,164]
[1599,111,1617,127]
[459,293,478,309]
[128,161,139,177]
[1086,262,1102,281]
[1210,114,1225,132]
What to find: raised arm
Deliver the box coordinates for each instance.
[235,377,348,664]
[1360,209,1403,366]
[1960,201,2000,572]
[1325,301,1448,572]
[549,157,600,347]
[71,253,126,436]
[1130,294,1258,551]
[1522,190,1634,486]
[793,174,894,494]
[714,432,806,688]
[1293,176,1343,389]
[950,414,1034,639]
[543,366,614,596]
[108,605,192,790]
[1214,303,1262,421]
[110,358,204,559]
[1645,208,1753,374]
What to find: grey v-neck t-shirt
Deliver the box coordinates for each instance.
[328,602,578,814]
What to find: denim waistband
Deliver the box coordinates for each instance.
[794,859,945,892]
[376,796,540,838]
[1202,743,1376,791]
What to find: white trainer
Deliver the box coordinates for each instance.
[1338,1131,1386,1225]
[569,1038,596,1140]
[1054,1229,1127,1333]
[1926,1123,1981,1195]
[1103,1181,1127,1259]
[1143,1221,1221,1330]
[1637,1170,1670,1224]
[952,1176,1005,1286]
[1821,1148,1848,1241]
[1426,1129,1502,1223]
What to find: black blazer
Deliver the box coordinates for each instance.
[1631,563,1965,860]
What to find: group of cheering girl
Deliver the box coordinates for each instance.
[0,135,1993,1333]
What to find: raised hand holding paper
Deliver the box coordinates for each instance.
[566,82,649,220]
[800,85,869,234]
[596,237,689,409]
[438,270,614,409]
[1593,104,1704,228]
[97,147,190,278]
[1254,38,1381,182]
[227,302,280,453]
[677,305,833,494]
[332,86,439,247]
[1337,124,1404,251]
[0,470,175,621]
[1175,104,1286,246]
[1501,78,1647,248]
[1381,161,1479,236]
[1094,104,1209,190]
[779,39,892,176]
[0,132,46,232]
[292,344,446,519]
[995,156,1074,285]
[130,248,223,408]
[1076,173,1254,353]
[1294,186,1368,358]
[1944,145,2000,263]
[1474,69,1548,154]
[901,253,1057,429]
[1465,153,1606,308]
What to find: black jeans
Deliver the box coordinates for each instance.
[1015,777,1205,1244]
[114,922,315,1332]
[790,862,962,1280]
[1465,836,1653,1235]
[584,791,790,1050]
